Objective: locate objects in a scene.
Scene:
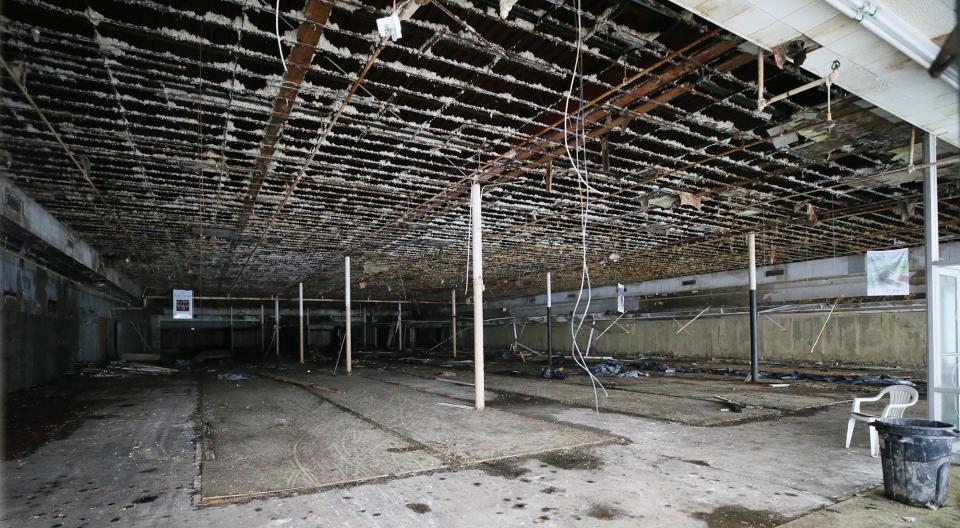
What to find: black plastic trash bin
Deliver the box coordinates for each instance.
[874,418,959,509]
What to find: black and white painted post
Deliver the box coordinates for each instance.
[471,181,485,410]
[748,232,759,382]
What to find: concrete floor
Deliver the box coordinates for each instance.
[2,361,957,527]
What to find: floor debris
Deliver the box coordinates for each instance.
[216,373,256,381]
[75,362,176,378]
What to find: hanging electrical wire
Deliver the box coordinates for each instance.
[564,0,607,412]
[275,0,287,72]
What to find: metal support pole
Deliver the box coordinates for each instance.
[298,282,304,364]
[924,133,940,421]
[345,256,352,375]
[274,296,280,358]
[260,303,265,354]
[362,305,367,349]
[546,272,553,370]
[451,289,457,358]
[397,301,403,351]
[748,233,759,382]
[471,181,485,410]
[229,304,234,353]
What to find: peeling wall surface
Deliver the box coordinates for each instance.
[486,310,927,366]
[2,250,117,392]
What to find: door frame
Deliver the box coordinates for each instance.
[930,262,960,425]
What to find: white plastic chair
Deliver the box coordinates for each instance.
[844,385,919,457]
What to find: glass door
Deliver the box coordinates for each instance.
[931,264,960,440]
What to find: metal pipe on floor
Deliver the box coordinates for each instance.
[924,132,940,421]
[275,296,280,358]
[472,181,485,411]
[546,272,553,370]
[748,232,759,382]
[345,256,352,375]
[451,288,457,358]
[299,282,304,364]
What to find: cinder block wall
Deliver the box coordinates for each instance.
[3,251,117,392]
[485,310,926,366]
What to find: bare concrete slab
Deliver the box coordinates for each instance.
[270,368,615,462]
[5,369,910,528]
[368,366,779,425]
[781,469,960,528]
[200,376,443,501]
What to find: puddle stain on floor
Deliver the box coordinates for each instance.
[690,505,786,528]
[405,503,431,514]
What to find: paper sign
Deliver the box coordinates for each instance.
[173,289,194,319]
[866,249,910,296]
[617,283,625,314]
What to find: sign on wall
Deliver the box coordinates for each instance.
[173,289,194,319]
[866,249,910,296]
[617,283,625,314]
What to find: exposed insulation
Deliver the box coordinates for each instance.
[1,0,956,301]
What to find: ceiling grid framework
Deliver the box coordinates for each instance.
[1,0,957,301]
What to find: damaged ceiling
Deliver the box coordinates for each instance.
[1,0,957,301]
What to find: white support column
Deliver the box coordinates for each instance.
[345,256,352,375]
[471,181,485,411]
[274,296,280,358]
[451,289,457,358]
[748,233,759,382]
[924,133,940,421]
[546,272,553,369]
[298,282,304,364]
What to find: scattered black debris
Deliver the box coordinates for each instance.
[586,503,624,520]
[588,359,646,378]
[616,359,915,386]
[216,373,256,381]
[540,366,567,380]
[537,450,602,471]
[405,503,431,514]
[691,505,785,528]
[481,459,530,479]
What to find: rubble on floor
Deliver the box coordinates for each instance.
[584,358,915,386]
[216,373,257,381]
[74,361,176,378]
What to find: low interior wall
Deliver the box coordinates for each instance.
[485,310,926,367]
